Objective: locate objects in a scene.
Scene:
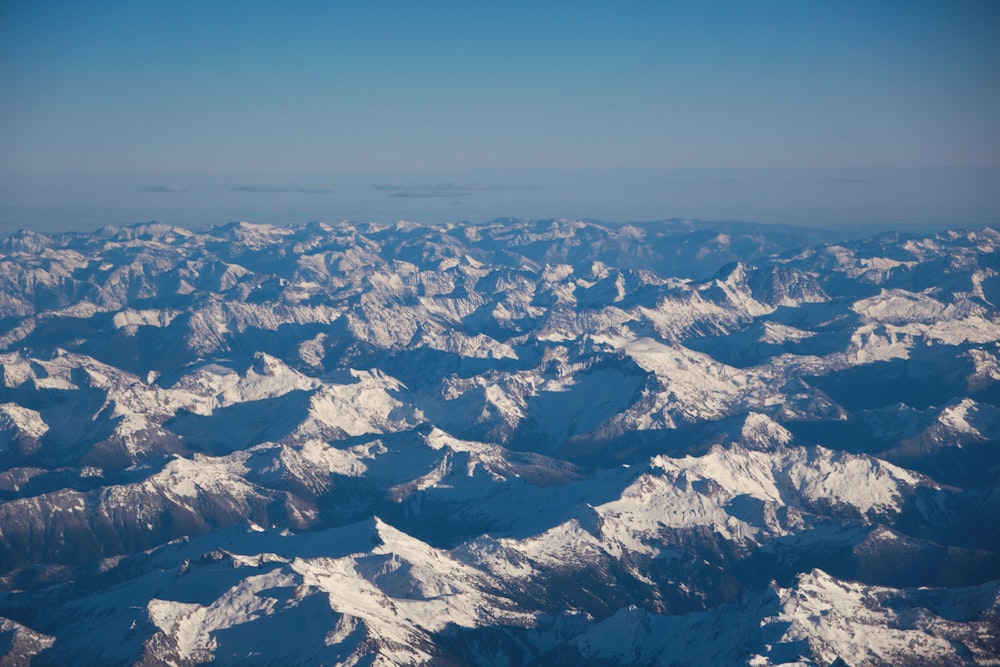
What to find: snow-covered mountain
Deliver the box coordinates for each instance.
[0,218,998,665]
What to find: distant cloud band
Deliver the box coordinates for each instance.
[387,190,476,198]
[144,184,186,193]
[231,185,335,194]
[373,182,543,198]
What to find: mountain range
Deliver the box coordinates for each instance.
[0,218,998,666]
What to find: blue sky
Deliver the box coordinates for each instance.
[1,1,998,231]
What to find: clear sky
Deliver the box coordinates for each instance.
[1,1,999,231]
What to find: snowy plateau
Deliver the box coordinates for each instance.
[0,218,998,666]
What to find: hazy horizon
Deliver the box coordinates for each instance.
[2,166,999,237]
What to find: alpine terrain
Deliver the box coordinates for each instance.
[0,218,998,666]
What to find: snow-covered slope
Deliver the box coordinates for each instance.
[0,219,998,665]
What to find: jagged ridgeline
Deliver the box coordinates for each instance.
[0,219,999,666]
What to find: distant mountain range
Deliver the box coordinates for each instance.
[0,218,998,665]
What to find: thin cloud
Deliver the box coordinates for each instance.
[388,190,476,198]
[231,185,335,194]
[144,184,186,193]
[373,182,543,198]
